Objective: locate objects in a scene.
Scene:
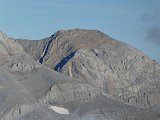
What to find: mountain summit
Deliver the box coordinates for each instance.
[17,29,160,110]
[0,29,160,120]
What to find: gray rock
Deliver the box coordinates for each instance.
[17,29,160,111]
[0,29,160,120]
[0,32,24,65]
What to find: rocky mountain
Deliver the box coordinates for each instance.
[16,29,160,110]
[0,32,24,64]
[0,29,160,120]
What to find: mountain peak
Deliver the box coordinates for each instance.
[0,29,160,119]
[0,31,24,65]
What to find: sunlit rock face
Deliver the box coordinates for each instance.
[0,29,159,120]
[0,32,24,64]
[17,29,160,111]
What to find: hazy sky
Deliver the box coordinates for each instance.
[0,0,160,62]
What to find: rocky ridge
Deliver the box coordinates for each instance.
[0,32,24,64]
[0,29,159,120]
[16,29,160,111]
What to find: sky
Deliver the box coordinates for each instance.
[0,0,160,62]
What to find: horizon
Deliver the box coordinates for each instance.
[0,0,160,62]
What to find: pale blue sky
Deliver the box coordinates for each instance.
[0,0,160,62]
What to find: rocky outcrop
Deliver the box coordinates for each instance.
[15,38,47,60]
[1,64,160,120]
[0,29,160,120]
[63,46,160,110]
[17,29,160,111]
[0,32,24,65]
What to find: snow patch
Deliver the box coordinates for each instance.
[0,86,5,89]
[48,105,70,115]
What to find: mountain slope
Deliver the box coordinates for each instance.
[1,60,160,120]
[1,28,159,120]
[0,32,24,64]
[16,29,160,111]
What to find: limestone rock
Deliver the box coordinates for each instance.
[0,32,24,65]
[0,29,159,120]
[17,29,160,111]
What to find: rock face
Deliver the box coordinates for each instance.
[17,29,160,111]
[0,32,24,64]
[0,29,160,120]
